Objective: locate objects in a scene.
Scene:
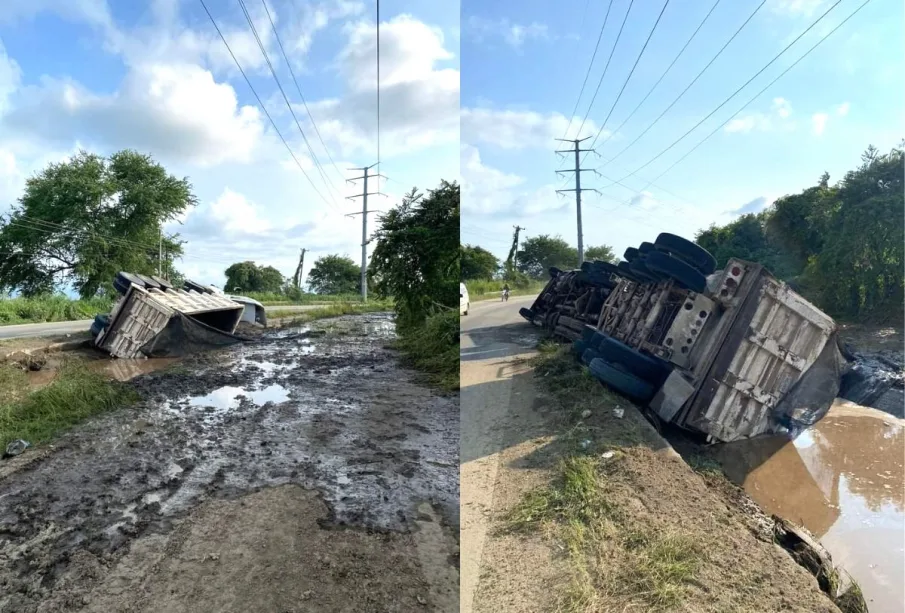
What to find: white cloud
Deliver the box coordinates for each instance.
[836,102,850,116]
[461,144,563,218]
[812,112,829,136]
[0,40,21,115]
[724,97,794,134]
[466,16,550,49]
[462,108,606,149]
[768,0,828,17]
[628,191,659,210]
[2,63,265,166]
[773,97,792,118]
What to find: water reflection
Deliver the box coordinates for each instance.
[715,399,904,613]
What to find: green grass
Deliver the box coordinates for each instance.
[395,309,460,391]
[242,291,363,306]
[271,300,393,323]
[464,279,546,301]
[0,295,113,325]
[503,347,702,612]
[0,362,139,449]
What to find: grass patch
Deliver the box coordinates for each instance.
[395,309,459,391]
[270,300,392,323]
[242,291,363,306]
[835,580,868,613]
[504,346,703,612]
[0,361,139,449]
[0,295,113,325]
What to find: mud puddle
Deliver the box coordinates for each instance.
[25,356,180,389]
[716,399,904,612]
[0,313,459,612]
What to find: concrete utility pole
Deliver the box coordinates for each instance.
[346,163,386,302]
[555,137,600,268]
[512,225,524,271]
[293,248,306,289]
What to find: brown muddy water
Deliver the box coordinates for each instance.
[716,399,904,613]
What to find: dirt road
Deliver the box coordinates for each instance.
[460,297,567,613]
[0,313,459,613]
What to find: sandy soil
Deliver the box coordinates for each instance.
[0,313,459,613]
[462,312,841,613]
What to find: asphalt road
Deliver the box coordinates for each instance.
[460,295,541,612]
[0,304,322,340]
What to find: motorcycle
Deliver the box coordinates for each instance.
[501,288,510,302]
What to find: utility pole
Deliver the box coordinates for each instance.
[555,137,600,268]
[346,163,386,302]
[293,248,306,289]
[158,229,163,277]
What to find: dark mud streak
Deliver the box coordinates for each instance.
[0,314,458,608]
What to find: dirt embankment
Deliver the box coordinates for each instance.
[469,344,846,613]
[0,314,459,613]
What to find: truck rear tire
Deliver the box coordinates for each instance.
[654,233,716,276]
[629,257,662,283]
[519,307,535,322]
[549,266,562,277]
[597,336,669,383]
[639,241,655,254]
[589,358,655,402]
[623,247,640,262]
[582,347,601,365]
[617,261,644,283]
[645,251,707,293]
[90,314,110,337]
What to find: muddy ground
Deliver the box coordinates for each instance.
[0,313,459,613]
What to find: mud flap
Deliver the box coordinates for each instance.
[650,370,695,423]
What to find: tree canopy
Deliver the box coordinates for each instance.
[307,254,360,295]
[516,235,577,278]
[0,150,193,298]
[696,143,903,318]
[224,261,285,294]
[369,181,459,328]
[585,244,617,263]
[460,244,499,280]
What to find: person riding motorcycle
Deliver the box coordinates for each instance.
[501,283,511,301]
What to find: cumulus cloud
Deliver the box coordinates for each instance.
[836,102,850,116]
[462,108,606,149]
[461,144,563,218]
[466,16,551,49]
[811,112,829,135]
[768,0,828,17]
[1,63,265,166]
[724,97,793,134]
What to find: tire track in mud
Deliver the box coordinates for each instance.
[0,313,459,612]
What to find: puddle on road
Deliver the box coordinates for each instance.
[717,399,904,612]
[26,357,180,388]
[177,384,290,411]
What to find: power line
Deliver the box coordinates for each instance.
[593,0,721,153]
[574,0,635,140]
[236,0,340,205]
[259,0,343,183]
[198,0,334,212]
[601,0,767,169]
[631,0,874,201]
[561,0,616,140]
[615,0,843,182]
[581,0,671,162]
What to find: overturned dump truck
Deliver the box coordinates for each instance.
[92,272,247,359]
[521,233,846,444]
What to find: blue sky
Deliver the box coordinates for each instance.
[460,0,903,265]
[0,0,459,288]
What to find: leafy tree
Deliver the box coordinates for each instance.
[369,181,459,328]
[224,261,285,293]
[516,235,578,279]
[460,244,499,280]
[0,150,193,298]
[585,244,617,263]
[307,254,360,295]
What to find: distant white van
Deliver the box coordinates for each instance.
[460,282,470,316]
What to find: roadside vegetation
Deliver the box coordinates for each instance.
[461,238,617,302]
[369,181,459,390]
[0,361,138,450]
[501,345,859,612]
[269,300,393,324]
[696,143,903,321]
[242,291,362,306]
[0,295,113,325]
